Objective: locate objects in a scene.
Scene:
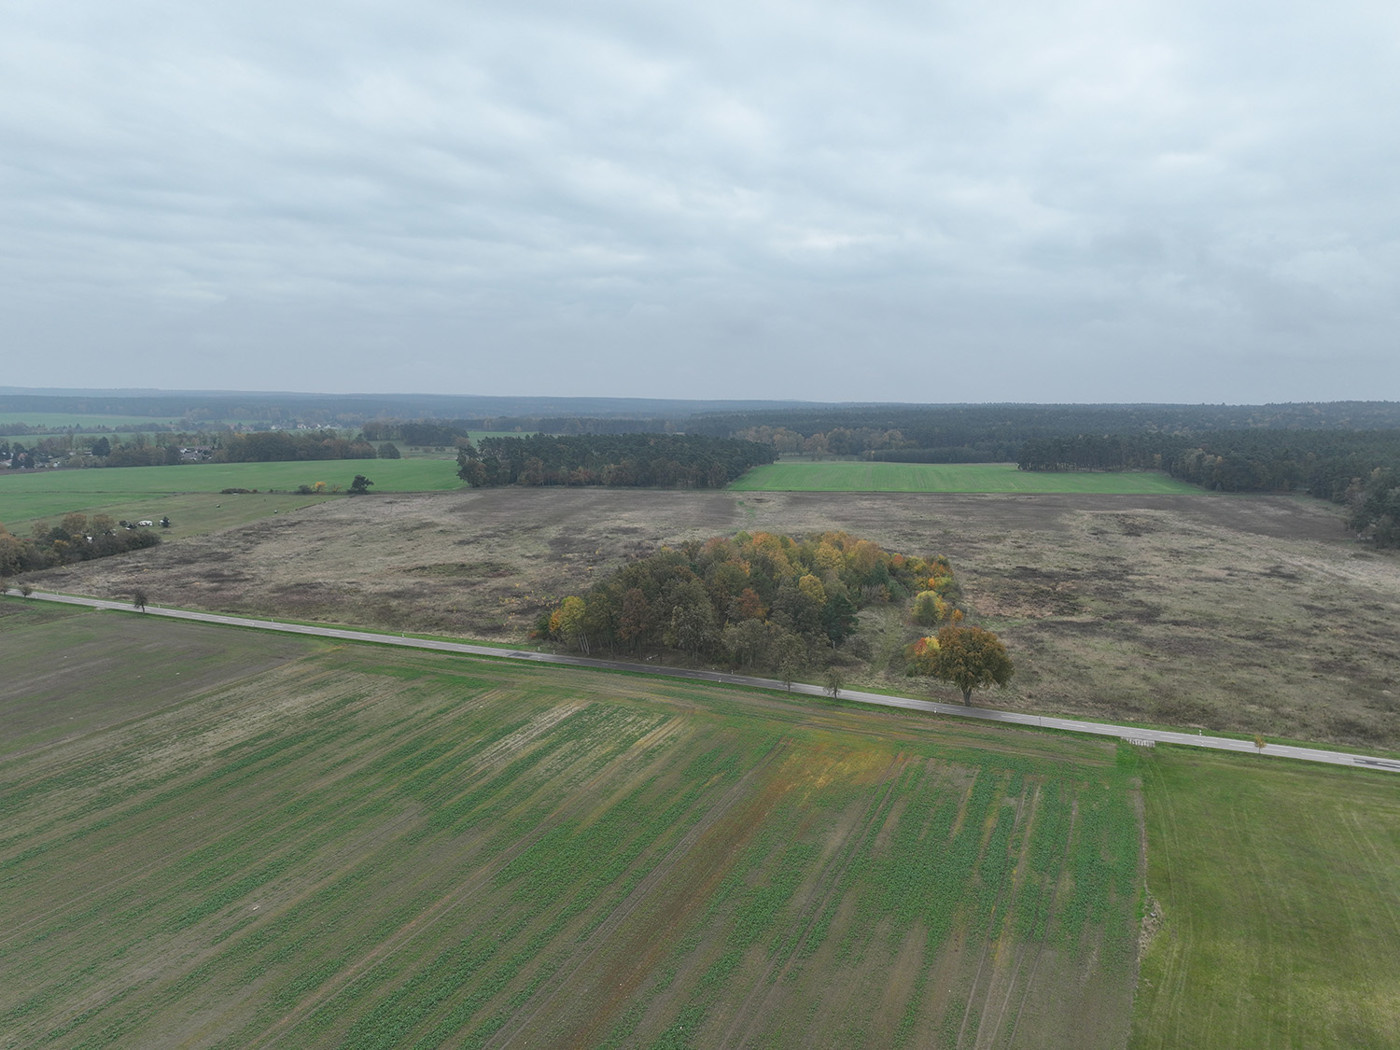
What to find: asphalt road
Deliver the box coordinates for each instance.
[13,589,1400,774]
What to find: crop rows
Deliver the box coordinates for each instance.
[2,634,1142,1049]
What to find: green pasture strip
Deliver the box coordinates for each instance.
[0,490,342,537]
[1132,747,1400,1050]
[1,617,1144,1049]
[731,461,1201,494]
[0,458,463,534]
[0,413,189,430]
[0,457,461,500]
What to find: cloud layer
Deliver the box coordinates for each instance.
[5,0,1398,401]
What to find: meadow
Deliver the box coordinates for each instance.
[0,412,195,430]
[0,459,463,536]
[2,603,1141,1049]
[729,461,1201,495]
[1131,747,1400,1048]
[0,459,1194,538]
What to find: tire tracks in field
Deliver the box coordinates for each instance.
[1002,788,1078,1048]
[244,706,698,1048]
[482,737,797,1050]
[963,782,1034,1049]
[239,703,630,1048]
[710,756,908,1049]
[0,663,354,949]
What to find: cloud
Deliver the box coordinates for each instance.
[2,0,1398,401]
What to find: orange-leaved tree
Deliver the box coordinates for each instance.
[907,624,1013,706]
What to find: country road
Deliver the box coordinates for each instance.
[11,589,1400,774]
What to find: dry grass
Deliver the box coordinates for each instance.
[25,487,1400,748]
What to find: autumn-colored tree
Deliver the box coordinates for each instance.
[550,595,590,653]
[908,625,1013,705]
[729,586,766,622]
[542,529,962,672]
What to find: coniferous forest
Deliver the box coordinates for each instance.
[455,433,776,488]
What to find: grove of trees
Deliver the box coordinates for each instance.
[0,515,160,576]
[540,531,965,675]
[216,431,377,462]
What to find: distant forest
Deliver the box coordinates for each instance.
[456,434,775,488]
[5,391,1400,546]
[1017,429,1400,546]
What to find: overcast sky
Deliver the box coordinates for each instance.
[4,1,1398,404]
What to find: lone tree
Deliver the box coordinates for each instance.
[907,624,1013,705]
[132,588,148,612]
[825,666,845,698]
[349,474,375,495]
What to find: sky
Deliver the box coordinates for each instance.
[4,0,1399,404]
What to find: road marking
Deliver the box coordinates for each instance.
[1354,757,1400,770]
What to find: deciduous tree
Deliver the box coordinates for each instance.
[908,625,1013,705]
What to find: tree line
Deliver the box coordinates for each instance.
[4,431,384,469]
[1017,429,1400,546]
[456,433,776,488]
[215,431,377,462]
[689,402,1400,461]
[0,514,161,577]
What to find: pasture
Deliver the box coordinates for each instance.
[730,461,1201,494]
[1,606,1141,1049]
[0,459,463,536]
[0,412,192,431]
[1132,747,1400,1048]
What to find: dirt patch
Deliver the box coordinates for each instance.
[24,488,1400,748]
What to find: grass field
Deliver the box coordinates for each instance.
[0,413,195,430]
[1,604,1142,1049]
[1132,747,1400,1048]
[730,462,1201,494]
[0,459,463,536]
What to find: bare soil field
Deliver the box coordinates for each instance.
[27,488,1400,748]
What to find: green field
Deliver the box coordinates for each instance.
[731,461,1201,494]
[0,413,195,431]
[3,603,1398,1047]
[0,459,463,535]
[1131,749,1400,1048]
[2,604,1143,1049]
